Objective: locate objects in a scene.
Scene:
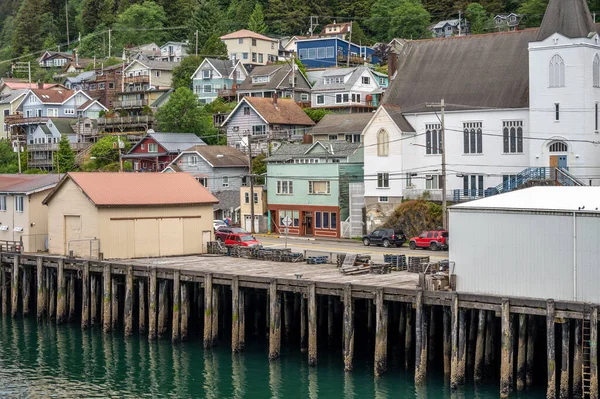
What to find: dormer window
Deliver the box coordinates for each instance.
[202,70,211,79]
[324,76,344,85]
[252,75,269,84]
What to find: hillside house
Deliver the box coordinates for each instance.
[431,19,468,38]
[127,43,161,61]
[310,66,382,112]
[0,90,26,140]
[265,141,364,238]
[320,21,352,39]
[81,64,123,109]
[63,71,94,91]
[220,29,279,68]
[494,13,522,31]
[296,37,377,68]
[308,113,372,143]
[236,63,312,104]
[222,96,315,153]
[191,58,247,104]
[159,41,190,62]
[37,51,72,69]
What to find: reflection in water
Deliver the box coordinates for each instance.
[203,348,219,399]
[308,367,318,399]
[269,360,282,399]
[232,354,246,399]
[344,370,355,399]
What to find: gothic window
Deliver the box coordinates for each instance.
[377,129,389,156]
[463,122,483,154]
[549,141,568,152]
[549,54,565,87]
[425,123,442,154]
[502,121,523,153]
[594,54,600,88]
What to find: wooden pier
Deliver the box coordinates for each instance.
[0,252,598,398]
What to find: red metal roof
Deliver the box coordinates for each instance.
[0,174,60,194]
[220,29,277,42]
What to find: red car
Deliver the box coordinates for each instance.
[224,233,261,247]
[409,230,449,251]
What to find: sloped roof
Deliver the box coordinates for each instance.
[31,88,74,104]
[265,140,361,162]
[185,145,248,168]
[311,66,373,91]
[43,172,218,206]
[0,174,61,194]
[432,19,461,29]
[242,97,315,126]
[220,29,277,42]
[321,22,352,35]
[537,0,596,40]
[129,59,179,71]
[381,104,415,133]
[0,89,27,105]
[213,190,241,211]
[310,113,373,136]
[1,82,59,91]
[238,64,290,91]
[66,71,94,84]
[127,132,206,154]
[383,29,539,113]
[77,98,97,111]
[205,58,238,77]
[50,119,75,134]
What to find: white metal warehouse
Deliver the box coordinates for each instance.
[449,186,600,303]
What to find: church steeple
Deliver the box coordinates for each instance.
[537,0,596,41]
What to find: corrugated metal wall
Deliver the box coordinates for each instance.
[348,182,365,238]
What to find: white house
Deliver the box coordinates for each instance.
[362,0,600,221]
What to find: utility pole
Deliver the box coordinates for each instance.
[65,0,70,48]
[195,30,199,56]
[309,16,319,36]
[458,10,462,36]
[346,21,353,68]
[13,138,22,174]
[426,99,447,230]
[247,134,255,234]
[108,29,111,58]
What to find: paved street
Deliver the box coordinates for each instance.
[255,234,449,263]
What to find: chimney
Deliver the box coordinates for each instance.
[75,50,79,66]
[37,81,43,90]
[273,92,278,106]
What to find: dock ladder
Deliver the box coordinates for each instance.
[583,305,592,397]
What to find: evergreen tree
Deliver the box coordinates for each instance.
[233,0,255,29]
[11,0,50,57]
[423,0,457,19]
[200,34,229,59]
[81,0,105,35]
[388,0,431,40]
[367,0,400,42]
[465,3,490,34]
[54,135,76,173]
[348,22,370,46]
[517,0,548,28]
[189,0,225,49]
[265,0,308,35]
[248,2,267,33]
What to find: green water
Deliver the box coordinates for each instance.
[0,317,544,398]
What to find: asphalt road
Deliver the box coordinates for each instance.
[256,235,449,263]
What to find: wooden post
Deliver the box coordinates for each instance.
[81,262,90,328]
[484,310,494,378]
[124,266,134,337]
[102,264,111,333]
[374,288,388,376]
[269,279,281,361]
[284,292,292,343]
[474,309,486,384]
[172,270,181,342]
[111,276,118,330]
[56,258,66,323]
[203,273,213,348]
[157,279,168,339]
[343,283,354,372]
[443,306,451,378]
[573,319,582,398]
[181,282,189,342]
[405,303,413,370]
[148,268,157,340]
[308,283,317,366]
[457,308,467,386]
[591,306,598,399]
[232,276,241,353]
[467,309,477,372]
[68,274,75,321]
[399,302,406,337]
[450,294,459,390]
[547,299,556,399]
[559,320,570,399]
[48,269,55,319]
[36,258,45,320]
[327,295,334,345]
[212,284,219,344]
[428,306,436,363]
[300,295,307,353]
[526,315,536,388]
[1,263,7,315]
[90,273,97,326]
[22,268,30,316]
[11,255,19,318]
[239,287,245,351]
[500,299,513,398]
[516,314,527,392]
[138,280,146,334]
[415,290,426,385]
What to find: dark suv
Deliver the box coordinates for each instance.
[215,226,248,242]
[362,228,407,248]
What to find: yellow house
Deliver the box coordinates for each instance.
[0,89,27,139]
[0,174,60,252]
[43,172,218,259]
[220,29,279,67]
[239,185,267,232]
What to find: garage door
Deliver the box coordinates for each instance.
[134,219,160,258]
[64,215,82,256]
[159,218,184,256]
[183,218,203,254]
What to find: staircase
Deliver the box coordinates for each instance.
[74,143,94,166]
[583,306,592,397]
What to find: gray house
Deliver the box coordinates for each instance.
[236,63,312,104]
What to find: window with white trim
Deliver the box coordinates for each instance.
[301,93,309,102]
[317,48,326,59]
[195,177,207,186]
[190,155,198,166]
[549,54,565,87]
[0,195,5,211]
[252,125,266,135]
[64,108,75,115]
[362,76,370,84]
[377,173,389,188]
[244,192,250,203]
[425,175,442,190]
[377,129,388,157]
[316,95,324,104]
[276,180,293,194]
[15,196,24,212]
[502,121,523,153]
[148,143,158,153]
[203,84,212,93]
[308,181,330,194]
[325,77,344,85]
[463,122,483,154]
[252,76,269,85]
[378,196,389,203]
[425,123,442,155]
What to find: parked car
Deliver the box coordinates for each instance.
[213,220,227,231]
[215,226,249,242]
[409,230,449,251]
[362,228,407,248]
[224,233,261,247]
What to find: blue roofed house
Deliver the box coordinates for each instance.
[296,37,378,68]
[191,58,248,104]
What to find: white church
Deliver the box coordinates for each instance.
[362,0,600,220]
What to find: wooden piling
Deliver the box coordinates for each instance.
[239,287,245,351]
[172,270,180,343]
[148,268,157,340]
[1,263,7,315]
[467,309,477,372]
[284,292,292,343]
[516,314,527,392]
[457,309,467,386]
[559,320,570,399]
[268,279,281,361]
[48,269,55,319]
[57,258,66,323]
[138,280,146,334]
[547,299,556,399]
[591,306,598,399]
[181,282,189,342]
[415,290,426,385]
[68,274,75,321]
[443,306,451,378]
[484,310,494,378]
[203,273,213,348]
[157,279,168,339]
[399,302,406,337]
[102,264,111,333]
[232,276,241,353]
[327,295,334,345]
[300,295,307,353]
[22,268,30,316]
[90,273,97,326]
[343,283,354,372]
[36,257,44,320]
[124,266,134,337]
[405,303,413,370]
[11,255,19,318]
[573,319,582,398]
[308,283,317,366]
[374,288,388,376]
[500,299,513,398]
[111,277,118,330]
[81,262,89,328]
[212,284,219,344]
[428,306,435,363]
[474,309,486,384]
[450,294,459,389]
[526,315,536,388]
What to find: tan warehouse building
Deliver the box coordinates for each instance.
[43,172,218,259]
